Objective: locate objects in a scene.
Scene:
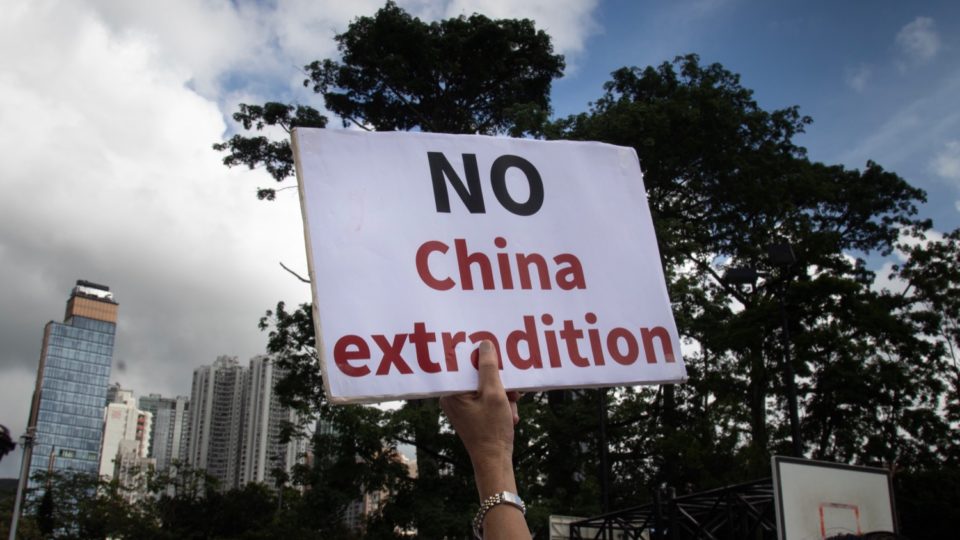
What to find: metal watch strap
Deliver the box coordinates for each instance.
[472,491,526,539]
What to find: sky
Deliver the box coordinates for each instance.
[1,0,959,478]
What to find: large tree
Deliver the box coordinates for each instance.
[215,0,563,200]
[215,2,564,537]
[303,1,563,135]
[547,55,955,494]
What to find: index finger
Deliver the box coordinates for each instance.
[476,340,505,395]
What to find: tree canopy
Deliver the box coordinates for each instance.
[545,55,951,481]
[304,0,563,135]
[214,0,563,200]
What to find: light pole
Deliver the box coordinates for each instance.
[724,243,803,457]
[768,243,802,457]
[8,427,35,540]
[598,388,610,515]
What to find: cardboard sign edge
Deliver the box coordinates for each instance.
[291,127,337,405]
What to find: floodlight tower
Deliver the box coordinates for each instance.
[724,243,802,457]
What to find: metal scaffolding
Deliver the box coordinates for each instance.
[569,478,777,540]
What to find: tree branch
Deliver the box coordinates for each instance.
[344,115,374,131]
[279,261,311,283]
[393,437,458,467]
[381,78,435,132]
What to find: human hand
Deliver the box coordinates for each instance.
[440,340,521,498]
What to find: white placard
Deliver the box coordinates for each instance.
[292,129,686,403]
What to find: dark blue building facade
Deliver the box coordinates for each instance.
[26,281,117,488]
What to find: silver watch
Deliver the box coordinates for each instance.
[473,491,526,538]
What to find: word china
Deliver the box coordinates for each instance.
[416,237,586,291]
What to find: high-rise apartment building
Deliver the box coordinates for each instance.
[185,355,307,491]
[238,355,306,486]
[139,393,190,470]
[24,280,118,489]
[99,384,152,481]
[186,355,245,489]
[112,439,156,503]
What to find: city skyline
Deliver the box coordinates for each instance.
[8,280,304,504]
[3,0,960,481]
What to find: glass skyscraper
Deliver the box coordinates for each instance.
[24,280,118,489]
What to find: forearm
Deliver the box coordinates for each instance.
[441,341,530,539]
[473,454,517,499]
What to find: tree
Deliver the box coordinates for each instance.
[547,54,951,498]
[24,470,158,539]
[212,102,327,200]
[259,301,419,538]
[890,227,960,462]
[0,425,15,462]
[303,1,563,135]
[216,3,565,537]
[215,1,563,201]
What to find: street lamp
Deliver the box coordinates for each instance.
[724,243,803,457]
[8,427,35,540]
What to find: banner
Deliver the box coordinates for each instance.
[292,129,686,403]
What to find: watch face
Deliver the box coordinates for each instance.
[502,492,522,506]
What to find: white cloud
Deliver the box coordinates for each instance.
[834,72,960,170]
[895,16,940,64]
[0,1,310,434]
[871,260,905,295]
[870,226,945,297]
[267,0,383,71]
[931,140,960,185]
[444,0,600,59]
[845,63,871,93]
[90,0,275,98]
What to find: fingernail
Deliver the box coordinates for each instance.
[480,340,492,353]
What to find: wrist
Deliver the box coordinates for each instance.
[472,453,517,500]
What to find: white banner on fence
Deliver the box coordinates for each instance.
[292,129,686,403]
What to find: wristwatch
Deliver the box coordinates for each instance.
[473,491,526,538]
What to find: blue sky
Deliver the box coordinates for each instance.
[1,0,958,478]
[553,0,960,231]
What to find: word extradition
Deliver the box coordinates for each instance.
[332,313,677,377]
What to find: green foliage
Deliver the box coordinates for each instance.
[255,301,427,534]
[212,102,327,200]
[303,1,563,135]
[213,0,563,203]
[0,489,43,540]
[892,227,960,460]
[21,470,156,539]
[546,55,953,485]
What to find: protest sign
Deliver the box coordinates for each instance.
[292,129,686,403]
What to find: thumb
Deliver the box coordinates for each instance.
[475,340,504,394]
